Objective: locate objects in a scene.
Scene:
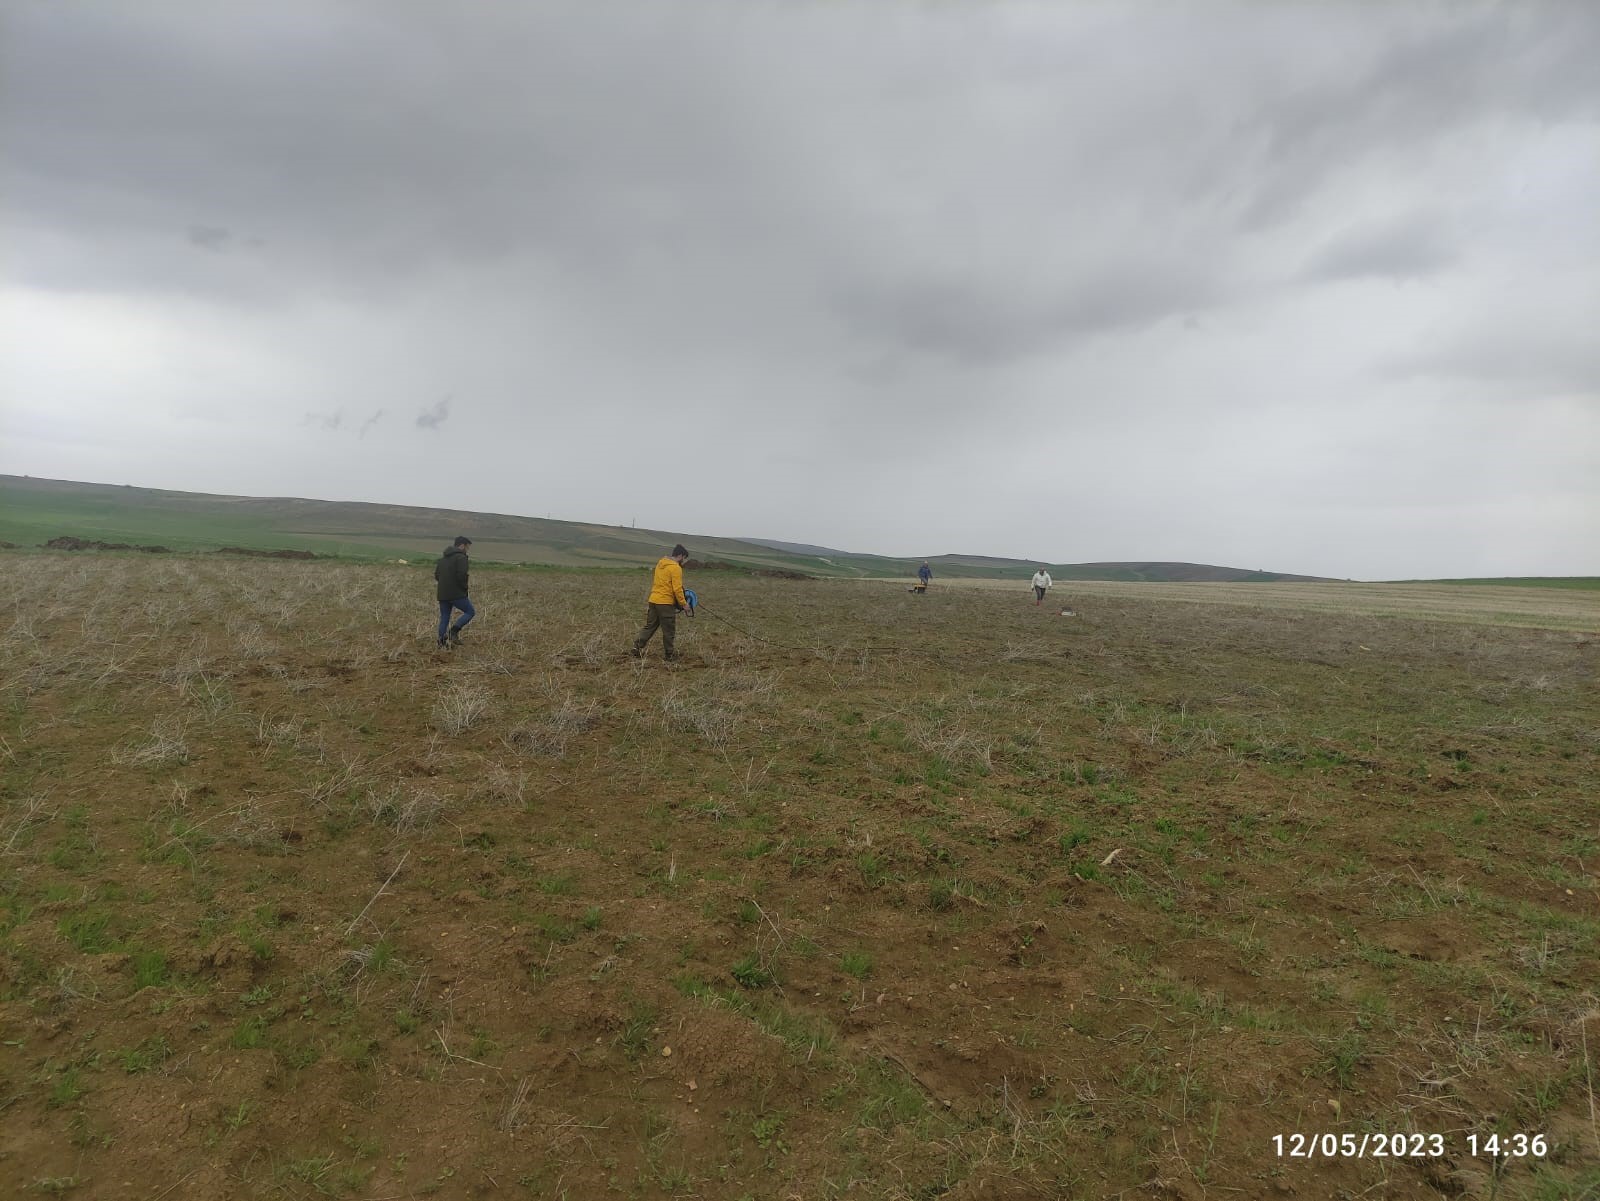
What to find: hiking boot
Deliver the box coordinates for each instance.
[447,627,463,646]
[437,639,450,650]
[628,647,642,659]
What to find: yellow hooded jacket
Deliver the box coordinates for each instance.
[647,557,688,608]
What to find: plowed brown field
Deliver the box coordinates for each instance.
[2,555,1596,1200]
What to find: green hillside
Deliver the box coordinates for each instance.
[2,474,1339,581]
[1408,576,1600,590]
[0,476,820,572]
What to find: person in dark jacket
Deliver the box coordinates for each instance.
[434,536,474,648]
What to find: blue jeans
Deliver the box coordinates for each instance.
[438,597,475,642]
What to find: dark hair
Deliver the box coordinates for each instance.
[454,536,472,547]
[672,544,689,558]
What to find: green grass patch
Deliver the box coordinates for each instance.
[130,949,170,990]
[119,1035,173,1074]
[730,954,775,990]
[58,909,127,955]
[839,950,873,980]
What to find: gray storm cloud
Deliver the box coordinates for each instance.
[416,399,452,431]
[2,0,1595,578]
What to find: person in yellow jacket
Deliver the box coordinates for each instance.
[630,544,691,661]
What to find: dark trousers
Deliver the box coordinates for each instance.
[1034,586,1046,604]
[439,596,475,641]
[633,603,678,658]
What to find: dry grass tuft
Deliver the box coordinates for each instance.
[365,784,446,833]
[111,719,191,767]
[506,698,601,757]
[431,679,492,735]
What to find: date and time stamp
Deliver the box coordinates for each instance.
[1273,1131,1549,1160]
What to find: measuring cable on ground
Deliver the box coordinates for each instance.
[691,602,818,654]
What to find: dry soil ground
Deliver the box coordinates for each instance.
[2,555,1597,1201]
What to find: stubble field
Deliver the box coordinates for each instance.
[2,554,1597,1201]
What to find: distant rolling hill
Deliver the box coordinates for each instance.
[738,537,856,558]
[1,474,1337,582]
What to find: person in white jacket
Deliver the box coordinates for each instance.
[1031,567,1053,606]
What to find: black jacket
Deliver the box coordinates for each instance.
[435,547,470,601]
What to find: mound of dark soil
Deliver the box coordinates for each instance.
[687,557,811,580]
[44,535,171,552]
[212,546,321,560]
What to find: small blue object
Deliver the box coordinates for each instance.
[684,589,698,615]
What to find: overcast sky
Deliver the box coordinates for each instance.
[3,1,1597,579]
